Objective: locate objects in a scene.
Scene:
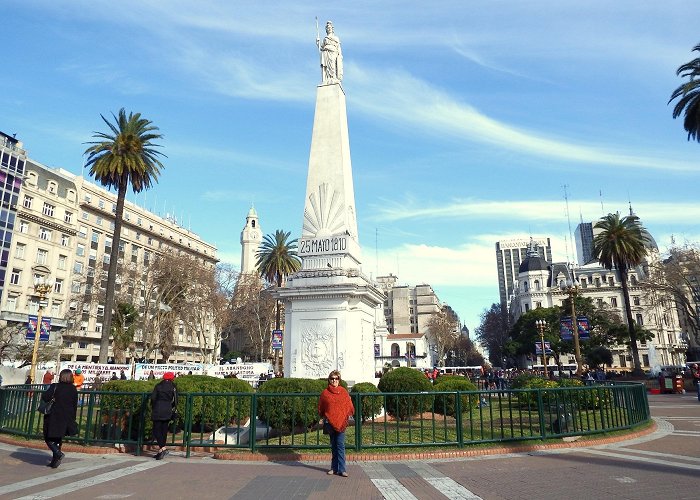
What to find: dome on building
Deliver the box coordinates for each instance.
[518,238,550,273]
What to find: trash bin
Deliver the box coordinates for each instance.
[660,376,674,394]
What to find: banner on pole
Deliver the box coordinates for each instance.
[577,315,591,340]
[26,315,51,342]
[559,317,573,341]
[271,329,283,350]
[534,341,552,354]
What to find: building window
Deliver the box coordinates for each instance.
[71,281,81,293]
[95,323,103,333]
[95,215,103,226]
[6,296,17,311]
[619,355,627,368]
[534,280,541,291]
[535,301,542,308]
[61,234,70,246]
[36,249,48,265]
[57,254,67,270]
[15,243,25,259]
[39,227,52,241]
[76,243,85,257]
[84,194,91,203]
[636,313,643,325]
[642,354,649,367]
[78,225,87,238]
[391,343,400,357]
[98,199,105,209]
[608,276,614,286]
[51,302,61,316]
[54,279,63,293]
[73,261,83,274]
[64,211,73,223]
[633,296,640,306]
[524,303,530,312]
[594,278,601,287]
[611,297,618,307]
[42,203,55,217]
[23,195,33,209]
[19,221,29,233]
[9,269,21,285]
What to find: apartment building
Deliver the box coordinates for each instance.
[0,159,219,364]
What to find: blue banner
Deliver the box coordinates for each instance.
[26,315,51,342]
[534,341,552,354]
[560,317,573,341]
[577,315,591,340]
[271,329,283,350]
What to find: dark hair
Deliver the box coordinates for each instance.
[58,369,74,384]
[328,370,341,381]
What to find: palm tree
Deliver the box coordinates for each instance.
[592,212,649,375]
[669,43,700,143]
[84,108,165,363]
[256,230,301,368]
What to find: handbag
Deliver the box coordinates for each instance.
[37,385,56,415]
[322,420,333,435]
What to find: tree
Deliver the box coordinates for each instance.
[475,303,510,366]
[84,108,165,363]
[592,212,650,375]
[449,335,484,366]
[256,230,301,369]
[643,243,700,360]
[0,321,61,368]
[229,273,276,361]
[111,302,139,364]
[426,309,459,367]
[585,346,614,369]
[669,43,700,143]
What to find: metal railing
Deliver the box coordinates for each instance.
[0,382,650,458]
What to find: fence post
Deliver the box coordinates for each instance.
[250,393,257,453]
[84,391,96,446]
[536,388,546,439]
[184,393,192,458]
[354,392,361,452]
[455,391,463,447]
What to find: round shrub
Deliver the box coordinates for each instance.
[378,367,433,421]
[510,375,559,406]
[432,376,478,416]
[173,375,253,430]
[350,382,382,421]
[256,378,323,430]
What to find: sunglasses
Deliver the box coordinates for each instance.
[329,377,339,381]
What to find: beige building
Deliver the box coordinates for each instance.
[1,160,219,364]
[374,274,456,370]
[512,240,686,371]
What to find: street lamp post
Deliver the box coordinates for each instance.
[562,276,583,376]
[29,275,53,384]
[535,319,548,378]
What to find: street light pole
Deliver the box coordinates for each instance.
[29,276,53,384]
[535,319,548,378]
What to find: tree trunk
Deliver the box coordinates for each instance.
[620,266,643,375]
[98,180,127,363]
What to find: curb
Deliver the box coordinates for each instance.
[212,421,657,462]
[0,434,120,455]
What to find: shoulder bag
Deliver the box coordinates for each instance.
[37,384,56,415]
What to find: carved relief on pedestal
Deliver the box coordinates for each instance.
[299,319,337,378]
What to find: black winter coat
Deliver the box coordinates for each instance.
[42,382,78,439]
[150,380,177,421]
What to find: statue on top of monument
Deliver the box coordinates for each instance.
[316,20,343,84]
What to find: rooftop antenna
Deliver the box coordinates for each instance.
[599,189,604,214]
[375,227,379,278]
[563,184,574,264]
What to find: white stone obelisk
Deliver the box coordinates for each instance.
[277,21,384,384]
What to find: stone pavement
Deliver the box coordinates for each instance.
[0,393,698,499]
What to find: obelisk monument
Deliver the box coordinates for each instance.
[277,21,384,384]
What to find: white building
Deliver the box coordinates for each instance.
[1,159,219,364]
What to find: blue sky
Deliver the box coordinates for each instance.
[2,1,699,333]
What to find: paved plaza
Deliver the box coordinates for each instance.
[0,393,698,499]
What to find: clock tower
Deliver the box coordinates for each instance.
[240,205,262,274]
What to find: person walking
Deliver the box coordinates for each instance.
[41,369,78,468]
[150,372,177,460]
[318,370,354,477]
[691,363,700,402]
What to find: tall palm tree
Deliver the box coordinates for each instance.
[84,108,165,363]
[257,229,301,324]
[592,212,649,375]
[256,230,301,367]
[669,43,700,143]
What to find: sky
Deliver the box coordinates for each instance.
[2,1,700,334]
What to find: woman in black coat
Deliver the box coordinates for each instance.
[42,369,78,468]
[150,372,177,460]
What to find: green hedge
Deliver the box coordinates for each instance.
[255,378,323,431]
[432,376,478,416]
[378,367,434,421]
[350,382,383,421]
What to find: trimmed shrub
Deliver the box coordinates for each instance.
[511,375,559,406]
[432,376,478,416]
[174,376,253,430]
[350,382,383,421]
[378,367,434,421]
[256,378,323,430]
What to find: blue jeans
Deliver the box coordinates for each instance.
[696,381,700,401]
[329,429,346,474]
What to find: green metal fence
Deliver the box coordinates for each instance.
[0,382,650,458]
